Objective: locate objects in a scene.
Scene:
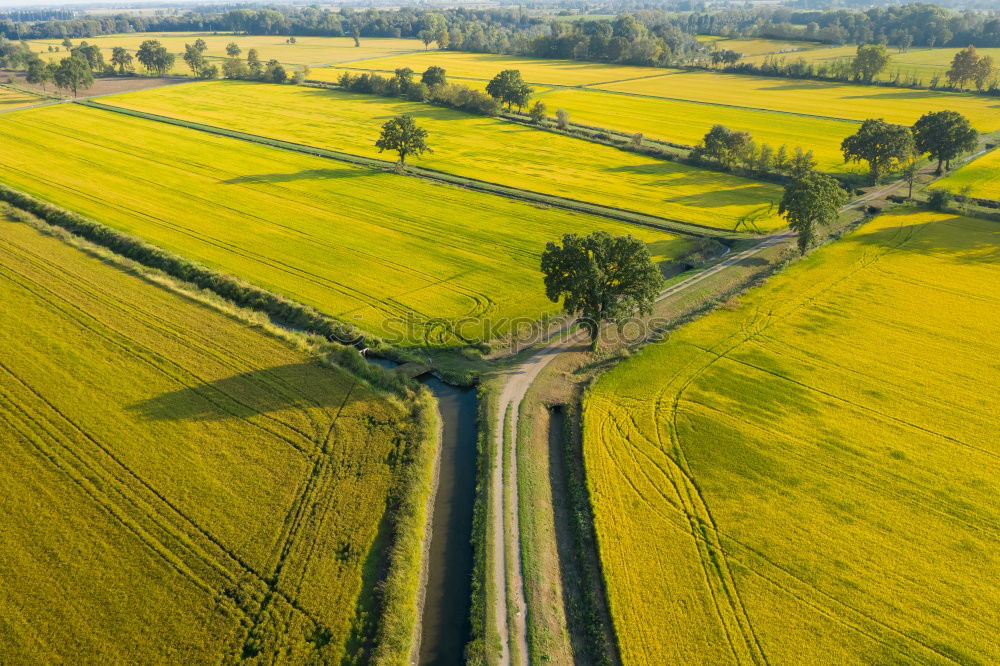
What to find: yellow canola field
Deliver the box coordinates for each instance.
[0,85,46,110]
[583,208,1000,665]
[0,104,690,347]
[595,70,1000,130]
[0,216,413,663]
[931,148,1000,201]
[99,81,786,230]
[29,32,423,72]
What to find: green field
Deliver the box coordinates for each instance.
[0,215,415,662]
[708,38,823,56]
[0,104,692,347]
[931,148,1000,200]
[28,32,423,74]
[744,45,1000,88]
[595,70,1000,130]
[582,209,1000,664]
[98,81,785,229]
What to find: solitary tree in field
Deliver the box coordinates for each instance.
[375,114,431,166]
[351,25,361,48]
[421,65,446,87]
[841,118,914,185]
[418,29,434,50]
[779,173,848,255]
[851,44,891,83]
[913,110,978,174]
[247,48,263,78]
[53,56,93,97]
[541,232,663,350]
[946,45,979,88]
[486,69,532,111]
[110,46,133,75]
[226,42,241,57]
[136,40,175,76]
[183,43,207,76]
[556,108,569,130]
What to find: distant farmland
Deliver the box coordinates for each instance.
[0,216,415,662]
[594,71,1000,130]
[28,33,423,73]
[932,148,1000,201]
[0,104,691,347]
[583,209,1000,664]
[98,81,786,230]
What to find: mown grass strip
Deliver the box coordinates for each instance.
[76,98,742,239]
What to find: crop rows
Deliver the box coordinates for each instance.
[96,81,786,230]
[582,209,1000,665]
[0,104,692,348]
[0,218,412,662]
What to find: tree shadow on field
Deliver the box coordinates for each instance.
[221,168,371,185]
[663,184,780,208]
[128,363,359,422]
[851,216,1000,265]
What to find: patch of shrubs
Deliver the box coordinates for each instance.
[335,70,500,116]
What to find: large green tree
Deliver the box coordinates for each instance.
[25,57,53,90]
[913,110,978,174]
[110,46,133,75]
[375,114,431,166]
[779,172,848,255]
[946,45,980,88]
[183,43,207,76]
[421,65,446,87]
[841,118,914,185]
[486,69,532,111]
[851,44,891,83]
[136,40,174,76]
[53,56,93,97]
[541,232,663,349]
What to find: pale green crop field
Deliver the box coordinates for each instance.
[336,50,666,86]
[28,32,423,73]
[596,70,1000,130]
[583,209,1000,665]
[99,81,785,229]
[0,104,690,348]
[931,148,1000,200]
[744,45,1000,87]
[709,38,823,56]
[0,215,413,663]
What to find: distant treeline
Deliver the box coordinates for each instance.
[2,3,1000,67]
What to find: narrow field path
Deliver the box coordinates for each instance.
[485,165,961,663]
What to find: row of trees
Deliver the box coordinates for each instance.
[690,125,817,179]
[337,67,499,116]
[842,110,978,184]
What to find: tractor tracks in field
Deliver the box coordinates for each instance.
[488,232,792,665]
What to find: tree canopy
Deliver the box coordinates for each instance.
[421,65,446,87]
[136,39,174,76]
[485,69,532,111]
[851,44,891,83]
[778,172,848,255]
[841,118,914,185]
[913,111,978,174]
[541,232,663,349]
[375,114,431,166]
[52,55,93,97]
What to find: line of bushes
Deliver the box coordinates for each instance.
[715,57,1000,97]
[330,70,501,116]
[464,381,501,666]
[371,390,441,665]
[0,182,383,354]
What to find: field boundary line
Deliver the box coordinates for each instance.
[75,99,744,239]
